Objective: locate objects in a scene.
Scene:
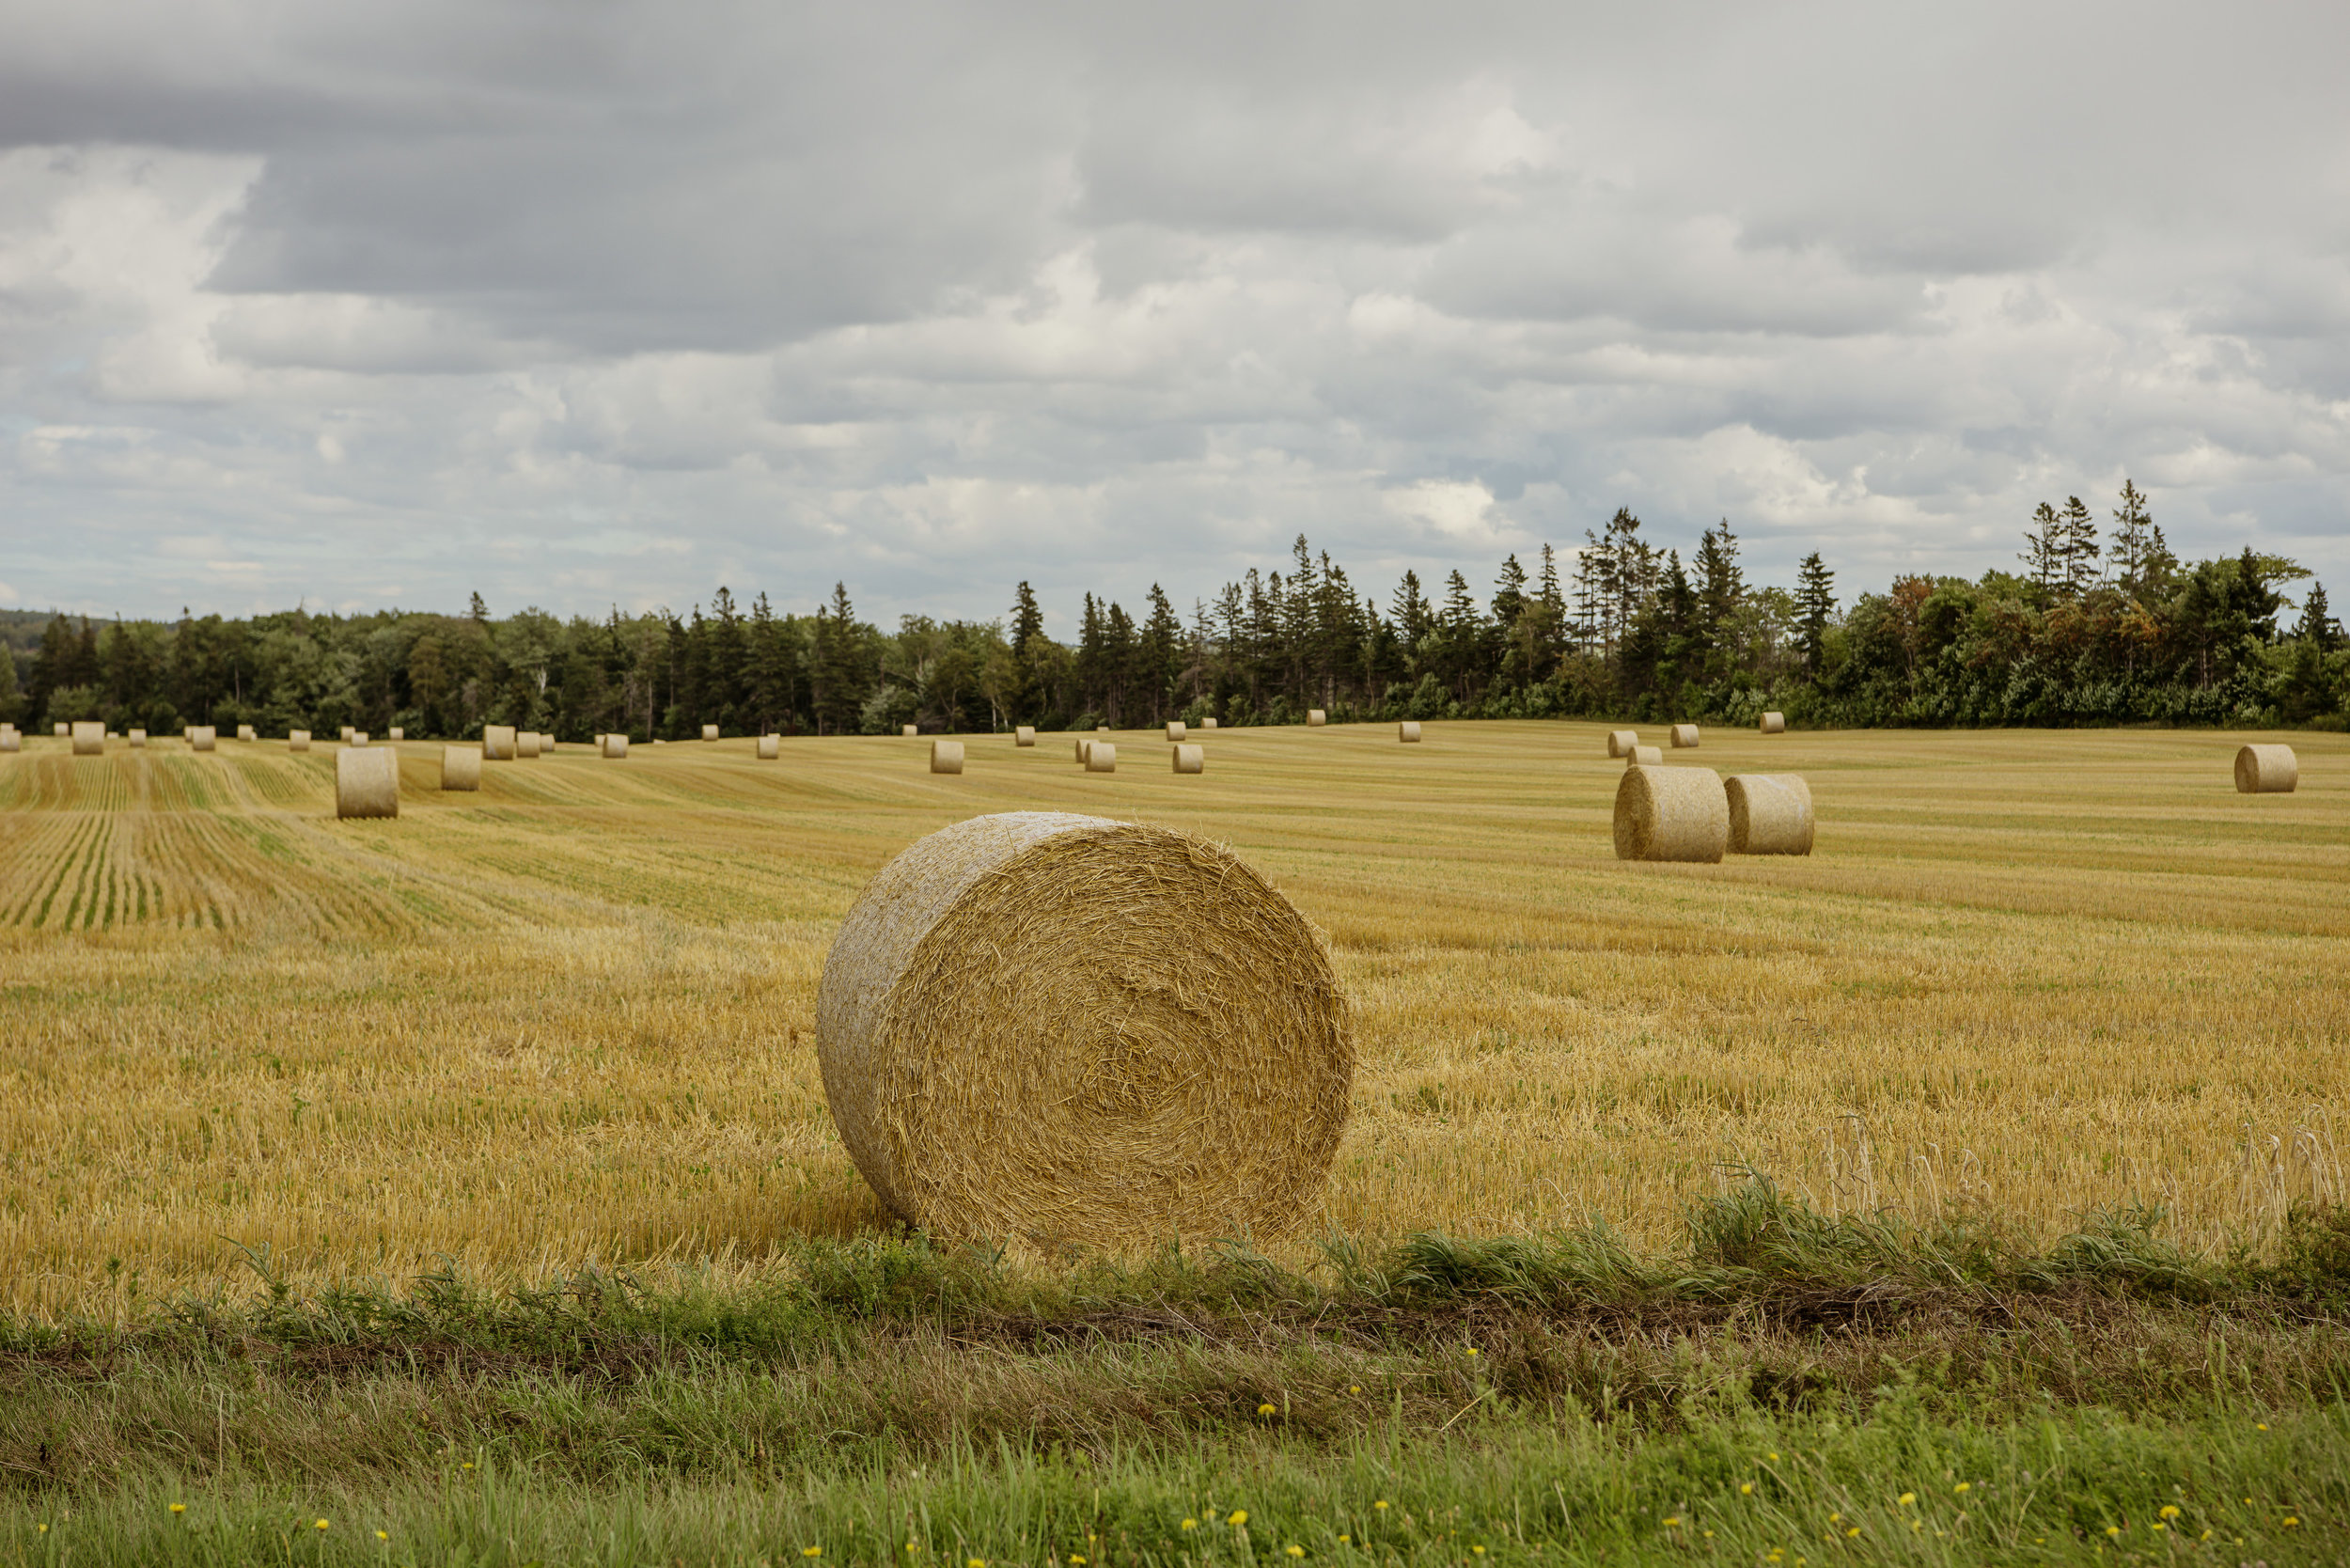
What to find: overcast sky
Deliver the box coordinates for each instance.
[2,0,2346,630]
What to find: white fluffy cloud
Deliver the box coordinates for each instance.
[1,0,2346,625]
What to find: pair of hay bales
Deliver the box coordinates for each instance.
[817,811,1351,1247]
[1076,739,1118,772]
[1615,765,1814,862]
[2235,745,2297,793]
[239,724,258,742]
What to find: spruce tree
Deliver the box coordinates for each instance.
[1795,552,1837,673]
[2295,582,2339,651]
[2059,496,2100,596]
[2109,479,2155,595]
[2021,503,2063,594]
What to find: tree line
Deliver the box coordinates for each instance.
[4,480,2342,742]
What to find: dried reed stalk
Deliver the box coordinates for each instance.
[1726,774,1815,855]
[815,811,1353,1246]
[1614,763,1727,862]
[2235,745,2297,794]
[440,745,482,791]
[336,746,400,819]
[1172,743,1204,774]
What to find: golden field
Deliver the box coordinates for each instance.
[0,722,2342,1316]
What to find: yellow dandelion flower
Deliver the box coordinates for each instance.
[2106,1526,2122,1537]
[1741,1483,1754,1496]
[377,1530,389,1542]
[1953,1482,1971,1494]
[2159,1506,2179,1520]
[170,1504,187,1515]
[2152,1522,2168,1532]
[1339,1536,1351,1545]
[1845,1528,1860,1538]
[1374,1501,1389,1512]
[2257,1423,2268,1431]
[1828,1514,1841,1524]
[1898,1493,1915,1507]
[1259,1403,1278,1417]
[802,1550,822,1560]
[1230,1512,1248,1527]
[1465,1347,1480,1356]
[1767,1451,1778,1461]
[2284,1517,2301,1528]
[1181,1520,1197,1531]
[1662,1517,1680,1528]
[1070,1557,1086,1565]
[969,1559,988,1567]
[1288,1548,1307,1559]
[462,1462,475,1471]
[1350,1385,1361,1394]
[317,1520,330,1531]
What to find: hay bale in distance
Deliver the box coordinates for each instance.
[602,733,629,759]
[1726,774,1815,855]
[515,730,540,759]
[1614,764,1727,863]
[237,725,257,742]
[339,726,354,743]
[1074,738,1093,765]
[1096,724,1110,733]
[1759,712,1786,734]
[1606,729,1637,758]
[1166,720,1187,742]
[1669,723,1700,748]
[336,746,399,819]
[902,724,919,738]
[1201,716,1218,729]
[1014,726,1036,746]
[129,729,148,747]
[1627,744,1663,765]
[190,726,216,752]
[1171,743,1204,774]
[1307,709,1326,727]
[931,740,965,774]
[1398,721,1421,743]
[482,725,516,760]
[351,730,369,745]
[1085,741,1117,773]
[0,730,17,753]
[815,811,1352,1247]
[441,745,482,791]
[388,727,404,742]
[54,723,69,738]
[758,734,780,760]
[2235,745,2297,794]
[70,721,102,755]
[702,724,720,742]
[289,730,311,752]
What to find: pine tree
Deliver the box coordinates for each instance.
[2021,503,2063,593]
[1693,519,1745,670]
[2109,479,2155,595]
[1142,584,1184,722]
[2059,496,2100,597]
[2295,582,2339,651]
[1389,571,1432,658]
[1795,552,1837,673]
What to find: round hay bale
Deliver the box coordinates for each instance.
[55,723,69,738]
[338,726,354,743]
[1096,724,1110,733]
[1074,738,1093,765]
[902,724,919,738]
[1398,721,1421,743]
[758,734,780,760]
[1758,712,1786,734]
[352,730,370,746]
[1014,726,1036,746]
[128,729,148,748]
[1201,716,1219,729]
[1669,723,1700,748]
[816,811,1352,1246]
[1172,743,1204,774]
[602,733,629,759]
[1606,729,1637,758]
[703,724,720,742]
[1726,774,1814,855]
[1085,742,1117,773]
[515,731,540,759]
[1614,764,1727,863]
[388,727,405,742]
[930,740,965,774]
[1626,744,1662,765]
[237,724,257,742]
[289,730,311,752]
[0,730,17,753]
[336,746,399,819]
[441,745,482,791]
[2235,744,2297,794]
[70,722,102,755]
[190,726,216,752]
[1307,709,1326,727]
[482,725,516,760]
[1166,720,1187,742]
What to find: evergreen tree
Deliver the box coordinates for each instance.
[2109,479,2156,595]
[1795,552,1837,673]
[2295,582,2339,651]
[812,583,871,734]
[2021,503,2064,593]
[2059,496,2100,596]
[1142,584,1184,722]
[1389,571,1433,659]
[1692,519,1745,673]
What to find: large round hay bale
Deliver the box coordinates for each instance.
[1614,764,1727,863]
[902,724,919,739]
[1307,709,1326,727]
[602,733,629,759]
[1669,723,1700,748]
[1606,729,1637,758]
[1086,742,1117,773]
[2235,744,2297,794]
[1014,726,1036,746]
[1726,774,1814,855]
[70,721,102,755]
[190,726,216,752]
[388,727,405,742]
[1398,721,1421,743]
[1166,720,1187,742]
[289,730,311,752]
[483,725,516,760]
[702,724,720,743]
[931,740,965,774]
[515,731,540,759]
[336,747,399,819]
[237,725,257,743]
[1627,744,1662,765]
[758,734,780,760]
[441,745,482,791]
[816,812,1352,1246]
[1172,743,1204,774]
[1201,716,1219,730]
[1758,712,1786,734]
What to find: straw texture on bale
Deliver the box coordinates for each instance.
[1725,774,1815,855]
[903,724,919,738]
[483,725,516,760]
[2234,744,2297,794]
[758,734,780,759]
[1627,744,1663,765]
[1015,726,1036,746]
[1307,709,1326,727]
[440,745,482,791]
[388,727,404,742]
[1172,743,1204,774]
[1614,764,1727,863]
[1606,729,1637,758]
[515,731,539,759]
[1759,712,1786,734]
[190,727,216,751]
[602,733,629,759]
[1669,723,1700,748]
[1201,716,1218,729]
[1166,720,1187,742]
[289,730,311,752]
[930,740,965,774]
[1398,721,1421,743]
[702,724,720,742]
[237,725,257,742]
[336,746,400,819]
[71,722,102,755]
[1085,742,1117,772]
[816,811,1353,1246]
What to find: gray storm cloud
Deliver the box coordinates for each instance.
[1,0,2344,622]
